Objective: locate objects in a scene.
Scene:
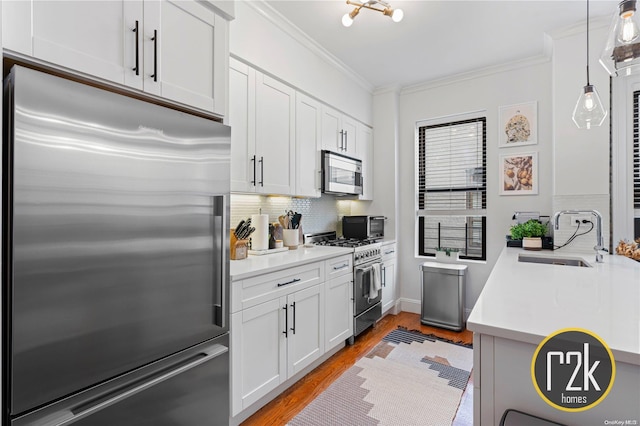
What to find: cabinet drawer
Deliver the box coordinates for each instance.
[381,243,397,260]
[234,262,324,311]
[325,254,353,280]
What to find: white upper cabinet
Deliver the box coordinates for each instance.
[321,105,357,157]
[295,93,322,198]
[229,59,256,193]
[357,123,373,201]
[255,73,296,195]
[2,0,228,116]
[229,58,295,195]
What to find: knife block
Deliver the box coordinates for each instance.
[230,230,248,260]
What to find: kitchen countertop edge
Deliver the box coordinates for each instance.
[467,247,640,366]
[230,246,354,281]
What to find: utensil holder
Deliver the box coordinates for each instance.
[283,229,299,249]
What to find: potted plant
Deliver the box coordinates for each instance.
[435,247,460,261]
[509,219,548,250]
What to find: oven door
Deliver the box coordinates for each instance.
[354,260,382,316]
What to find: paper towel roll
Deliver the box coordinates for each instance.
[250,214,269,251]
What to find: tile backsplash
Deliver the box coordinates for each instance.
[230,194,354,238]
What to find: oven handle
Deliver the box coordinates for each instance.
[355,260,381,273]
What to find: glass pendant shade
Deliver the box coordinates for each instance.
[600,0,640,76]
[572,84,607,129]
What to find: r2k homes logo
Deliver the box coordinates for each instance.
[531,328,616,412]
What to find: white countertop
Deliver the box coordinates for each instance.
[467,247,640,365]
[230,245,353,281]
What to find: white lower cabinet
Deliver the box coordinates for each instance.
[231,298,285,414]
[325,274,353,351]
[231,256,353,419]
[381,242,397,315]
[286,284,324,377]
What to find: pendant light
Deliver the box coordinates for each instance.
[573,0,607,129]
[600,0,640,76]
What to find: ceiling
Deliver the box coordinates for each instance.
[264,0,619,90]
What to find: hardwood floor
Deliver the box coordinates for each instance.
[241,311,474,426]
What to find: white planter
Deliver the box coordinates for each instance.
[522,237,542,250]
[435,250,459,262]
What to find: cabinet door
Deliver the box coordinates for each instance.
[381,257,396,315]
[325,274,353,351]
[255,73,295,195]
[287,285,324,377]
[357,124,373,200]
[28,1,133,85]
[230,297,286,416]
[295,93,322,198]
[146,0,226,114]
[341,115,358,157]
[321,105,343,152]
[229,59,257,193]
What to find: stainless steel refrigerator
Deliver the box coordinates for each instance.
[3,65,231,425]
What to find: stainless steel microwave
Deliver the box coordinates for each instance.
[321,150,363,196]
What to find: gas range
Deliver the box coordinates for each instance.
[304,231,381,266]
[305,231,383,344]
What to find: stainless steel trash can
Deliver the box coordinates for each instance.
[420,262,467,331]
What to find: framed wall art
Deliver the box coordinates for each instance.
[499,101,537,147]
[499,152,538,195]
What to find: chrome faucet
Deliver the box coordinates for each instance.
[552,210,606,263]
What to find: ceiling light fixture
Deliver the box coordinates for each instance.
[601,0,640,76]
[573,0,607,129]
[341,0,404,27]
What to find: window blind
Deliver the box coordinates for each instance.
[417,117,487,215]
[634,91,640,210]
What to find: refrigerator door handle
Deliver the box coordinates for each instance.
[43,344,228,426]
[212,195,226,328]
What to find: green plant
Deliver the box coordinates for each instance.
[435,247,459,256]
[510,219,548,240]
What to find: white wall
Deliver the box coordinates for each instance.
[393,59,554,316]
[229,1,373,125]
[351,87,400,240]
[551,25,612,255]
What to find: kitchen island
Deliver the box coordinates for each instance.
[468,247,640,425]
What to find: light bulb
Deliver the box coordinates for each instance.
[619,12,639,43]
[572,84,607,129]
[583,92,595,111]
[392,8,404,23]
[342,13,354,27]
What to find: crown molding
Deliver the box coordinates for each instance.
[546,14,610,40]
[401,51,552,96]
[243,0,374,94]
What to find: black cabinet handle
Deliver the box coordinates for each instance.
[344,130,348,151]
[283,305,288,338]
[333,263,349,271]
[132,21,139,75]
[259,156,264,187]
[250,155,256,186]
[277,278,301,287]
[339,130,344,151]
[290,302,296,335]
[150,29,158,82]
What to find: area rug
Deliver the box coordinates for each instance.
[288,328,473,426]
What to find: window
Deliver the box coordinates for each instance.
[633,91,639,238]
[416,114,487,260]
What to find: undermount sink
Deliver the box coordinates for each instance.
[518,253,592,268]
